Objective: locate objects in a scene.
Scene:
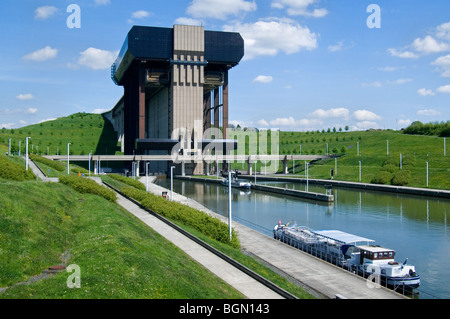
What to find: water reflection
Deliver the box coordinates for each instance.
[156,177,450,299]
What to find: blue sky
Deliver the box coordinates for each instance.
[1,0,449,131]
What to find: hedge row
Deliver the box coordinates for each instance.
[0,156,35,181]
[121,186,240,248]
[108,174,146,191]
[59,175,116,203]
[30,154,65,172]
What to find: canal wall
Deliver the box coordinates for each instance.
[240,175,450,199]
[174,176,334,202]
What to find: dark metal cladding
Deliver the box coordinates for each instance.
[112,26,244,85]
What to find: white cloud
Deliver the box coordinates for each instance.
[353,110,381,121]
[187,0,256,20]
[417,109,440,116]
[35,6,58,20]
[355,121,378,130]
[436,22,450,41]
[16,94,34,101]
[257,119,269,127]
[436,84,450,93]
[253,75,273,83]
[224,18,318,60]
[388,78,413,85]
[387,48,418,59]
[23,46,58,62]
[327,41,343,52]
[308,107,350,120]
[174,17,203,26]
[411,35,450,54]
[432,54,450,77]
[0,123,15,129]
[78,48,119,70]
[269,116,296,126]
[271,0,328,17]
[397,119,412,127]
[378,66,403,72]
[26,108,38,114]
[362,81,383,88]
[131,10,151,19]
[418,88,436,96]
[94,0,111,5]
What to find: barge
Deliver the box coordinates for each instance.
[273,221,420,292]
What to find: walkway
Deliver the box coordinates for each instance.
[114,189,284,299]
[142,177,407,299]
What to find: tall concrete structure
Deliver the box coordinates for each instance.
[110,25,244,174]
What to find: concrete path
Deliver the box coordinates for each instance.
[143,179,407,299]
[114,190,284,299]
[27,159,59,183]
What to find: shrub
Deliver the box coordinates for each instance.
[392,170,411,186]
[121,187,240,248]
[0,156,35,181]
[59,175,116,202]
[371,171,392,185]
[108,174,146,191]
[381,164,398,173]
[30,154,65,171]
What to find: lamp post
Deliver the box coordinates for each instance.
[8,138,11,156]
[228,170,232,241]
[25,137,31,171]
[170,166,175,201]
[88,152,92,176]
[67,143,71,175]
[146,162,150,192]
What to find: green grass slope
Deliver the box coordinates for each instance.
[0,113,120,156]
[230,129,449,190]
[0,180,245,299]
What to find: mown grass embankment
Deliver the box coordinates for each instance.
[229,130,449,190]
[0,179,246,299]
[101,174,316,299]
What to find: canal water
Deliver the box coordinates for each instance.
[155,178,450,299]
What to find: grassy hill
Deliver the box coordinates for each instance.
[0,113,121,156]
[229,129,450,190]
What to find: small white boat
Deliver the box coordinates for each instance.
[222,171,252,189]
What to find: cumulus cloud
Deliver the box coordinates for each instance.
[78,48,119,70]
[389,22,450,59]
[16,94,34,101]
[224,18,318,60]
[432,54,450,77]
[328,41,343,52]
[253,75,273,83]
[35,6,58,20]
[271,0,328,17]
[411,35,450,54]
[174,17,203,26]
[436,84,450,93]
[417,109,440,116]
[308,107,349,120]
[23,46,58,62]
[418,88,436,96]
[353,110,381,121]
[186,0,256,20]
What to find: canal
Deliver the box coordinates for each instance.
[155,177,450,299]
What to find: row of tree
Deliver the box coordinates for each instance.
[403,121,450,137]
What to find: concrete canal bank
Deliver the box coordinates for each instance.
[143,177,407,299]
[174,176,334,203]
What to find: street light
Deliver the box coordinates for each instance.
[88,151,92,176]
[67,143,71,175]
[25,137,31,171]
[170,166,175,201]
[228,170,232,241]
